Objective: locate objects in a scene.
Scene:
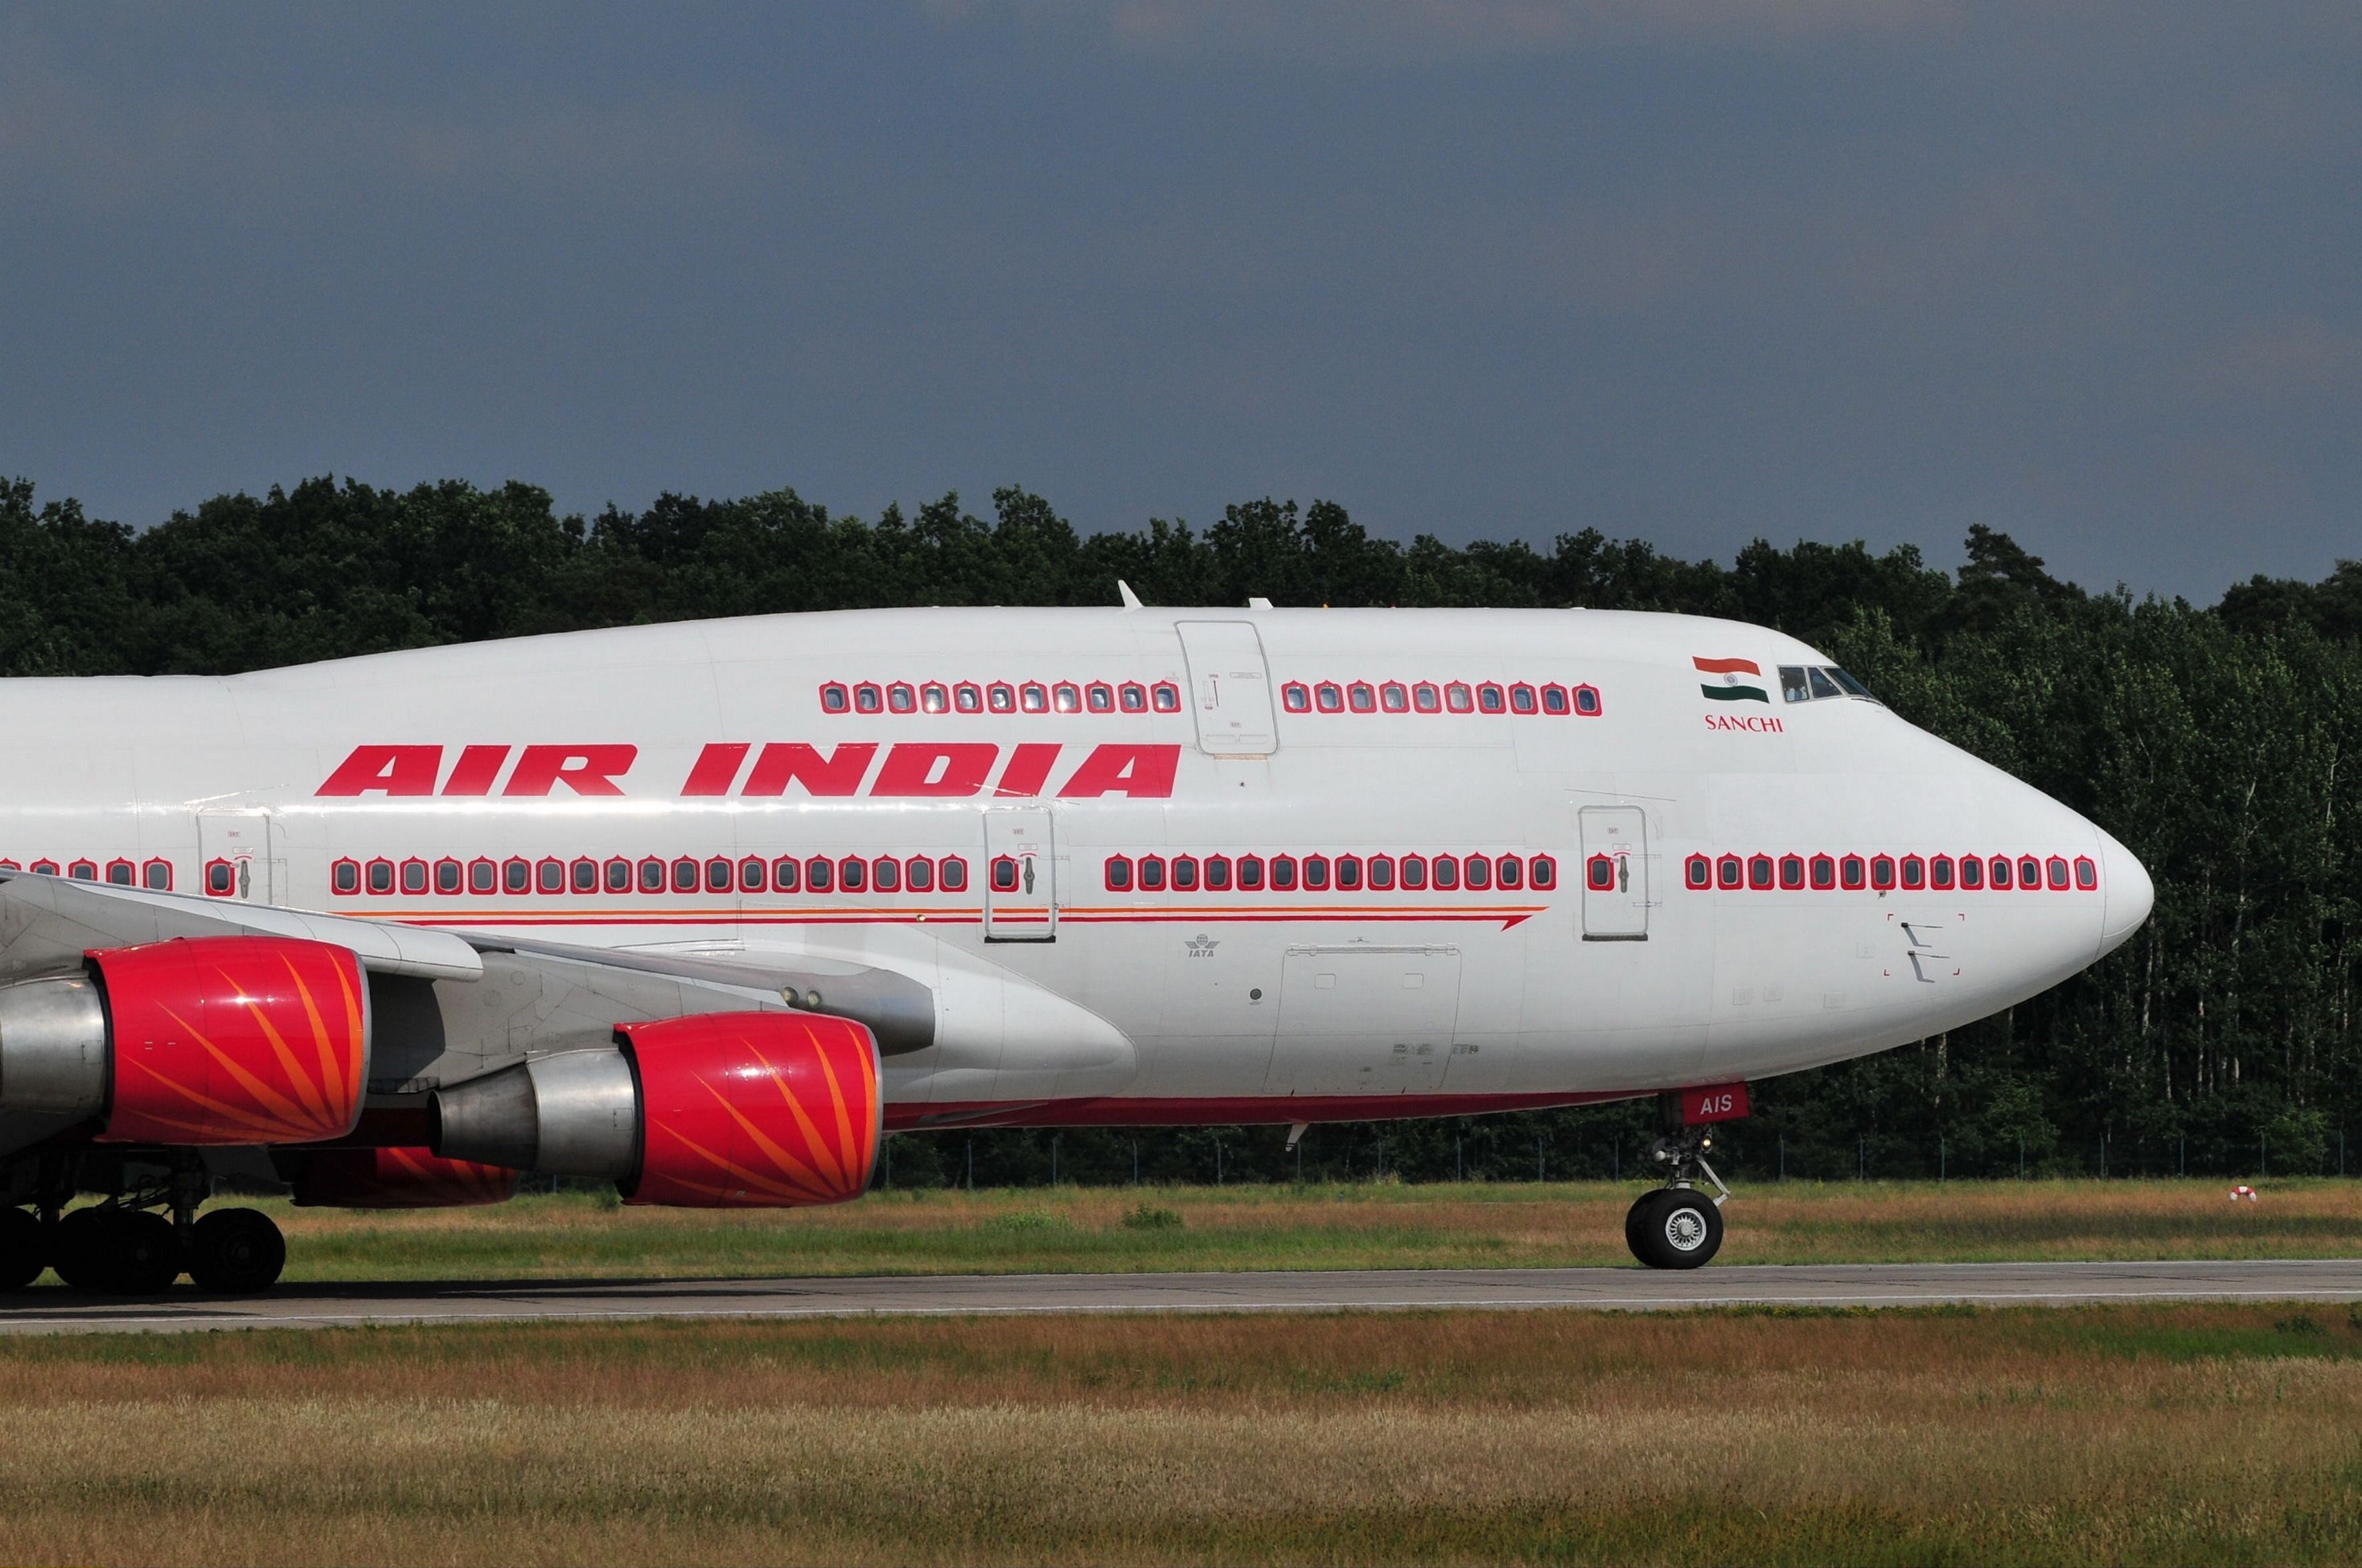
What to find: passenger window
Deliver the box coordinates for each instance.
[811,855,841,893]
[774,857,801,893]
[1104,856,1133,892]
[504,857,531,895]
[988,683,1016,713]
[1589,855,1616,892]
[1960,855,1983,889]
[1529,855,1555,890]
[1509,684,1537,714]
[854,683,883,713]
[474,858,501,894]
[705,857,733,893]
[1495,855,1520,890]
[1367,855,1394,890]
[670,857,697,893]
[1717,855,1743,890]
[1347,683,1375,713]
[572,857,598,893]
[1779,854,1805,890]
[2075,856,2097,891]
[1171,855,1199,891]
[1303,855,1329,891]
[955,683,984,713]
[1138,856,1166,891]
[637,857,664,893]
[1315,683,1344,713]
[740,857,767,893]
[203,859,231,895]
[1445,682,1473,713]
[1748,855,1773,891]
[1780,667,1811,703]
[1685,854,1711,890]
[921,683,949,713]
[1467,853,1496,891]
[537,858,565,894]
[1841,855,1866,890]
[1282,682,1311,713]
[1119,683,1148,713]
[1021,683,1049,713]
[1204,855,1232,891]
[989,856,1016,893]
[1871,855,1895,890]
[1381,682,1409,713]
[333,859,360,895]
[1053,682,1081,713]
[1541,684,1569,715]
[1270,855,1298,891]
[105,859,134,886]
[839,856,867,893]
[403,859,429,895]
[939,857,968,891]
[1477,683,1505,713]
[1238,854,1265,891]
[1810,854,1835,890]
[1901,855,1925,890]
[1573,684,1602,716]
[1399,855,1427,890]
[2019,855,2041,891]
[369,859,395,895]
[1087,682,1115,713]
[1989,856,2011,889]
[873,857,901,893]
[1152,681,1182,712]
[905,856,933,892]
[1413,683,1441,713]
[67,859,96,881]
[820,683,850,713]
[2046,856,2069,890]
[1431,855,1459,891]
[143,858,173,891]
[1931,855,1953,890]
[887,683,915,713]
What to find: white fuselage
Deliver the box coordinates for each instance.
[0,606,2149,1128]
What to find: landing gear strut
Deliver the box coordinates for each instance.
[1625,1123,1730,1269]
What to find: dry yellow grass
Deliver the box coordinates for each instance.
[251,1177,2362,1282]
[1,1305,2359,1565]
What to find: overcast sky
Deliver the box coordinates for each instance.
[2,3,2356,601]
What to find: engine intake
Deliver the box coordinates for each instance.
[429,1012,881,1208]
[0,936,371,1145]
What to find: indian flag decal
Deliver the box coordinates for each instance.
[1694,655,1768,703]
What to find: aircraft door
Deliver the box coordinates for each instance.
[1265,945,1463,1095]
[982,807,1057,941]
[1175,621,1279,756]
[1579,805,1649,941]
[196,811,279,905]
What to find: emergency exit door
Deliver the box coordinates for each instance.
[1175,621,1278,756]
[1579,805,1649,941]
[983,807,1057,941]
[196,811,279,904]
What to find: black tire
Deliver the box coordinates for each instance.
[107,1211,185,1295]
[0,1207,45,1290]
[49,1208,114,1291]
[1631,1188,1723,1270]
[1624,1189,1671,1261]
[187,1208,285,1293]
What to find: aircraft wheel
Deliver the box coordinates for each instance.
[1624,1189,1671,1261]
[49,1208,114,1291]
[0,1207,46,1290]
[1629,1188,1723,1270]
[188,1208,285,1293]
[107,1211,185,1295]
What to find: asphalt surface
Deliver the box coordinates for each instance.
[3,1258,2359,1334]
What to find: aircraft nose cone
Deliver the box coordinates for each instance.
[2096,828,2153,957]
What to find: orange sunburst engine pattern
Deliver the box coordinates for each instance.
[618,1012,881,1208]
[92,936,369,1147]
[292,1146,520,1208]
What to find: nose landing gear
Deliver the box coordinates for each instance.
[1625,1122,1733,1269]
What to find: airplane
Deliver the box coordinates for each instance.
[0,598,2151,1292]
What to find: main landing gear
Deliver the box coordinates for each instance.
[1,1203,286,1295]
[1625,1123,1731,1270]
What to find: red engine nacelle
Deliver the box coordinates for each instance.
[290,1147,519,1209]
[0,935,370,1145]
[618,1013,881,1207]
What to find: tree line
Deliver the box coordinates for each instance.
[5,473,2359,1184]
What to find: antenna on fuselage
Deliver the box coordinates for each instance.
[1116,580,1143,610]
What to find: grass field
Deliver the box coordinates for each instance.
[2,1303,2360,1565]
[213,1176,2362,1282]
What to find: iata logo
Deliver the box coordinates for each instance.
[317,743,1181,799]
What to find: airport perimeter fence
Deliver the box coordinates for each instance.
[869,1111,2359,1191]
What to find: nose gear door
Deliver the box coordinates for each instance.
[1579,805,1649,941]
[983,807,1057,941]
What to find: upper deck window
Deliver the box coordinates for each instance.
[1152,681,1182,713]
[1413,683,1441,713]
[921,683,949,713]
[988,683,1016,713]
[1381,682,1409,713]
[1347,683,1376,713]
[1477,683,1506,713]
[954,683,983,713]
[1509,684,1537,714]
[1541,683,1569,715]
[1119,683,1149,713]
[1445,683,1473,713]
[1281,682,1311,713]
[819,683,850,713]
[853,683,883,713]
[1573,684,1603,716]
[887,683,916,713]
[1086,682,1115,713]
[1053,682,1081,713]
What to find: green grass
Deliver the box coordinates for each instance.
[190,1175,2362,1283]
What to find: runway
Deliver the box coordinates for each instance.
[3,1257,2360,1333]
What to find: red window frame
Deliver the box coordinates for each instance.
[1151,681,1182,712]
[873,856,901,893]
[571,857,598,894]
[331,857,361,896]
[1685,853,1711,889]
[1380,681,1409,713]
[1085,681,1115,713]
[1901,855,1925,890]
[1347,682,1376,713]
[605,857,633,893]
[472,857,500,895]
[31,859,59,877]
[905,855,934,892]
[1315,682,1344,713]
[2074,855,2098,890]
[1335,855,1363,890]
[887,681,916,713]
[1748,854,1774,891]
[1540,683,1569,715]
[1495,854,1521,890]
[104,858,134,886]
[1020,681,1049,713]
[1589,854,1617,892]
[739,856,768,893]
[1303,855,1331,890]
[1871,855,1896,891]
[1053,681,1081,713]
[537,857,565,895]
[705,857,734,894]
[1412,683,1441,713]
[1508,683,1537,714]
[67,859,97,882]
[954,682,983,713]
[436,857,463,895]
[991,855,1021,892]
[773,857,801,893]
[1366,854,1394,890]
[1477,683,1506,713]
[1172,855,1200,891]
[853,682,883,713]
[201,858,232,896]
[921,682,950,713]
[367,857,395,895]
[819,682,850,713]
[1841,855,1867,890]
[670,857,697,894]
[1717,854,1743,890]
[1104,855,1134,891]
[1204,854,1233,891]
[1271,854,1299,891]
[939,856,968,891]
[1931,855,1955,890]
[141,857,173,892]
[987,682,1017,713]
[839,856,868,893]
[1960,855,1985,889]
[1573,684,1603,717]
[1445,682,1473,713]
[1464,854,1491,891]
[1237,854,1266,891]
[2046,856,2070,891]
[1529,854,1557,891]
[1137,855,1167,891]
[1281,681,1311,713]
[637,857,665,893]
[1989,855,2012,889]
[503,857,531,895]
[1119,682,1149,713]
[805,856,833,894]
[1811,854,1836,890]
[401,857,430,895]
[2019,855,2042,892]
[1779,854,1805,890]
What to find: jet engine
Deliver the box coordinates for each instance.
[429,1012,881,1208]
[288,1146,520,1209]
[0,936,370,1145]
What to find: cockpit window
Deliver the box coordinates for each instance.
[1827,667,1879,703]
[1779,667,1811,703]
[1807,667,1843,700]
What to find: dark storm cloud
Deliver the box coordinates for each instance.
[1,2,2355,599]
